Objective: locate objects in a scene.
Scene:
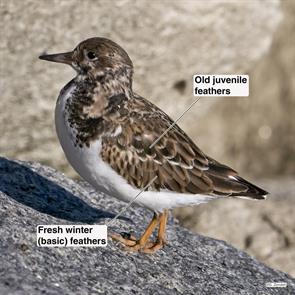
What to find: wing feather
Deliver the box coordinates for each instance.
[100,94,268,198]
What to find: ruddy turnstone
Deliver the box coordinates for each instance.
[39,37,268,253]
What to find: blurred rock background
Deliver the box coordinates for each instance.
[1,0,294,276]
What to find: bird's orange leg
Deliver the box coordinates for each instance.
[109,213,159,249]
[141,209,168,253]
[125,213,159,251]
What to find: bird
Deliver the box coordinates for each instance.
[39,37,268,253]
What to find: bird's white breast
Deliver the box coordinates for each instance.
[55,81,215,212]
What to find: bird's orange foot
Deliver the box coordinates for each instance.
[139,238,166,253]
[127,237,166,253]
[110,210,169,253]
[122,240,155,252]
[109,232,137,246]
[113,234,167,253]
[109,232,155,251]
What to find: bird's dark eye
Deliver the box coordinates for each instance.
[87,51,96,60]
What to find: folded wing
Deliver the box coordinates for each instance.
[100,94,268,199]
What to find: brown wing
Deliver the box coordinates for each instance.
[100,94,267,198]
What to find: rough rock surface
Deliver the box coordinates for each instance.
[0,157,294,295]
[175,178,295,277]
[0,0,282,177]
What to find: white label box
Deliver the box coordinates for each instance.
[193,74,249,97]
[37,225,107,247]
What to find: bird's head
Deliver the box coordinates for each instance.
[39,37,133,80]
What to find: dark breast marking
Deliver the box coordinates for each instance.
[65,79,106,147]
[65,79,128,148]
[74,117,105,147]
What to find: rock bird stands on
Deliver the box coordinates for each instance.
[39,37,268,253]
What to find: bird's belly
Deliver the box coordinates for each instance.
[55,92,112,196]
[54,117,139,204]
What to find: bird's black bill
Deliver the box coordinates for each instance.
[39,51,73,65]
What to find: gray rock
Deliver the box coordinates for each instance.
[0,157,294,295]
[175,177,295,277]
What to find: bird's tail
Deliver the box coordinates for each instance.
[231,176,268,200]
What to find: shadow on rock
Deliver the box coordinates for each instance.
[0,157,127,224]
